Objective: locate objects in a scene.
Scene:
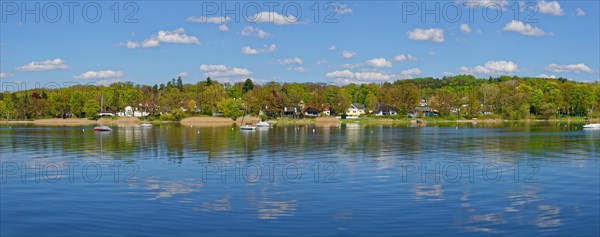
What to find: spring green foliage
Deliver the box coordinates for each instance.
[2,76,599,120]
[217,98,244,121]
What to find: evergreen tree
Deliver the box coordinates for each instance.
[242,78,254,94]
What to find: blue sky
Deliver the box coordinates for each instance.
[1,0,599,88]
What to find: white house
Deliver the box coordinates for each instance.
[117,106,149,117]
[346,103,366,116]
[373,103,398,116]
[322,107,331,116]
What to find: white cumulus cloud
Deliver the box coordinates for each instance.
[326,70,355,79]
[328,45,336,51]
[241,44,277,55]
[459,60,518,75]
[177,72,188,78]
[241,26,269,38]
[335,3,353,14]
[187,16,231,24]
[288,67,307,72]
[247,12,298,25]
[326,68,422,84]
[199,64,252,80]
[277,57,303,65]
[16,58,69,71]
[407,28,445,43]
[393,54,418,62]
[126,28,200,48]
[502,20,546,36]
[537,74,556,79]
[354,71,393,81]
[576,8,585,16]
[341,63,362,69]
[187,16,231,31]
[538,0,564,16]
[460,23,472,34]
[366,58,392,68]
[315,60,329,65]
[74,70,123,80]
[241,46,258,55]
[96,79,122,86]
[342,50,356,59]
[200,65,228,71]
[0,72,14,78]
[218,24,229,31]
[399,68,422,79]
[544,63,593,73]
[329,71,392,84]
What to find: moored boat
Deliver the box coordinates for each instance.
[93,125,113,132]
[583,123,600,129]
[241,122,256,130]
[256,121,270,128]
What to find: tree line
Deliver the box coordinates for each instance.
[1,75,599,120]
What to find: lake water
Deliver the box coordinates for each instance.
[1,123,599,236]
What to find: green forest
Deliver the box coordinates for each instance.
[1,75,599,121]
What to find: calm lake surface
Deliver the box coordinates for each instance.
[1,123,599,236]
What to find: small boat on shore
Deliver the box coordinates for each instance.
[93,125,113,132]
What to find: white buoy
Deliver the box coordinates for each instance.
[312,128,315,133]
[82,129,85,132]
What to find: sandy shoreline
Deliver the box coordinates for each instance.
[181,117,234,127]
[180,116,265,127]
[0,118,142,126]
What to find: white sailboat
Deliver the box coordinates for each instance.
[240,122,256,130]
[583,123,600,129]
[256,121,270,128]
[583,104,600,129]
[94,94,112,132]
[239,107,256,131]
